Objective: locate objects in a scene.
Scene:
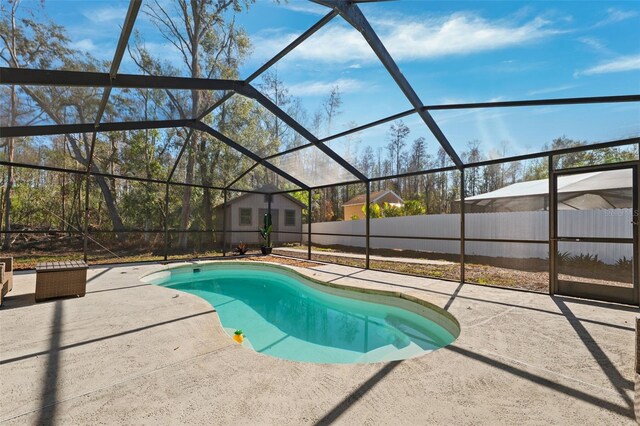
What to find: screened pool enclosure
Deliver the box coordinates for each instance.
[1,0,639,304]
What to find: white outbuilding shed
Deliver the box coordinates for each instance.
[214,188,305,246]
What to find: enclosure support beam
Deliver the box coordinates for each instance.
[226,163,259,191]
[548,155,556,295]
[222,189,227,256]
[83,175,90,263]
[246,10,337,82]
[89,1,143,183]
[241,87,368,183]
[198,95,640,169]
[0,67,245,92]
[86,0,141,265]
[365,181,370,269]
[460,169,465,284]
[632,151,640,306]
[167,128,195,182]
[164,186,169,260]
[633,158,639,305]
[0,119,187,139]
[0,159,266,193]
[196,9,339,121]
[267,194,272,250]
[312,0,463,169]
[307,190,312,261]
[189,121,310,190]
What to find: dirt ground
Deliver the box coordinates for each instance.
[2,237,630,294]
[273,245,631,293]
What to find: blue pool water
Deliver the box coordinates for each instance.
[144,264,458,364]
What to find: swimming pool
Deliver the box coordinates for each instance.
[143,263,459,364]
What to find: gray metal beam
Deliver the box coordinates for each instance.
[167,128,195,182]
[0,119,186,138]
[238,93,640,168]
[549,156,557,295]
[311,0,463,169]
[0,67,245,92]
[244,10,338,83]
[85,0,142,261]
[0,158,266,193]
[226,162,259,190]
[187,121,310,190]
[195,10,340,122]
[240,85,369,182]
[307,189,312,260]
[365,181,370,269]
[427,94,640,110]
[7,91,635,140]
[459,168,465,283]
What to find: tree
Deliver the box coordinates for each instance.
[323,85,343,136]
[381,202,402,217]
[131,0,254,248]
[387,120,410,179]
[433,147,451,213]
[463,140,482,196]
[259,68,303,153]
[0,0,125,238]
[408,136,429,198]
[403,199,426,216]
[320,85,344,219]
[362,203,382,219]
[359,146,375,178]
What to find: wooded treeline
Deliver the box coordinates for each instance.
[1,0,637,254]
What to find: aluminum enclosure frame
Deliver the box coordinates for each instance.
[0,0,639,303]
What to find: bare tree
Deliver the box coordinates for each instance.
[323,85,342,136]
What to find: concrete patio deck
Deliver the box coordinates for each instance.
[0,259,637,425]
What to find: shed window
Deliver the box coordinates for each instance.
[239,208,252,226]
[284,209,296,226]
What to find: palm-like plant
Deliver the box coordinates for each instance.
[259,213,272,248]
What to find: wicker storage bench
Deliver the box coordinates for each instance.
[35,261,88,302]
[1,257,13,306]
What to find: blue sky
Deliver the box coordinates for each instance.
[32,0,640,160]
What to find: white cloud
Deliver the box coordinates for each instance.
[257,13,563,64]
[594,8,638,27]
[527,84,576,96]
[287,78,364,97]
[69,38,98,52]
[378,15,561,61]
[576,54,640,76]
[82,6,128,23]
[279,2,327,16]
[577,37,612,55]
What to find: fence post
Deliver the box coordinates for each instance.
[366,182,370,269]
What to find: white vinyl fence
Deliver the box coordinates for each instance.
[302,209,633,264]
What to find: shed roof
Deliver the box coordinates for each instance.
[214,185,306,209]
